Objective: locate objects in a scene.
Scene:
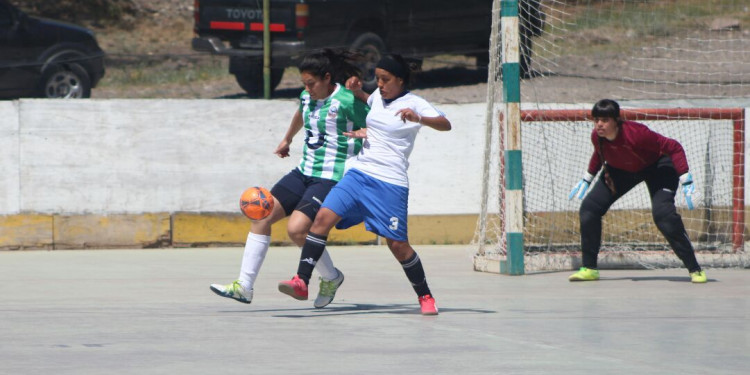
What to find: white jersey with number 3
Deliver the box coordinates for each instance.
[349,89,443,188]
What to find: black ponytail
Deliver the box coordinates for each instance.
[297,48,363,84]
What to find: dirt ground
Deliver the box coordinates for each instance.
[93,55,497,104]
[91,0,750,105]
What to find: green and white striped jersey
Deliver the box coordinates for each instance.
[297,83,368,181]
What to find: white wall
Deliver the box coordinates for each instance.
[410,103,486,215]
[2,99,745,216]
[2,99,484,215]
[0,101,20,213]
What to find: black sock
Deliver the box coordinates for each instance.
[297,232,327,285]
[400,252,432,297]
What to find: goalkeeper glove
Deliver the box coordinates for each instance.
[568,172,594,200]
[679,172,695,210]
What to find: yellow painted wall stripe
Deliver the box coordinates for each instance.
[0,213,478,250]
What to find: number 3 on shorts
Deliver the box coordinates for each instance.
[389,217,399,230]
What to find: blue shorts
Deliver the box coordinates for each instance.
[271,168,337,221]
[323,169,409,241]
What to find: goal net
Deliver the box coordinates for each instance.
[474,0,750,273]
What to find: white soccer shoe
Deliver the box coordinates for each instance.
[210,280,253,304]
[314,268,344,308]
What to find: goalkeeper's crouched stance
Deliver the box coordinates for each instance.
[567,99,706,283]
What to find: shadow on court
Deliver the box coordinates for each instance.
[599,276,718,282]
[270,303,497,318]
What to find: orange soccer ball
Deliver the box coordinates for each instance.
[239,186,275,220]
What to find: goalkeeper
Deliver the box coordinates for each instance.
[568,99,706,283]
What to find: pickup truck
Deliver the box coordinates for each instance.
[192,0,492,97]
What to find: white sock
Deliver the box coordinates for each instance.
[237,232,271,291]
[315,249,338,280]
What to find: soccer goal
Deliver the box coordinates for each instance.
[474,0,750,273]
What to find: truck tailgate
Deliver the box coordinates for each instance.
[195,0,296,40]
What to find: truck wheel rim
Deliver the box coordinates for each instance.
[360,44,381,87]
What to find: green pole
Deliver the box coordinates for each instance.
[500,0,524,275]
[263,0,271,99]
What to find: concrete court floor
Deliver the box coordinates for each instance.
[1,245,748,375]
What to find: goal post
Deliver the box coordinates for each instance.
[521,107,746,251]
[474,106,749,273]
[474,0,750,274]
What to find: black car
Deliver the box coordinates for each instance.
[0,0,105,98]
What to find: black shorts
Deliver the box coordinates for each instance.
[270,168,338,221]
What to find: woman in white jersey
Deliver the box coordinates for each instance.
[210,49,369,308]
[278,54,452,315]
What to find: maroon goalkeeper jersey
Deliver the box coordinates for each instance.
[587,120,689,176]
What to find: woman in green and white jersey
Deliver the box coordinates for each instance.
[211,49,368,308]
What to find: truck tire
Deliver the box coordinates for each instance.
[232,58,283,97]
[474,52,494,81]
[349,32,386,93]
[475,52,489,69]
